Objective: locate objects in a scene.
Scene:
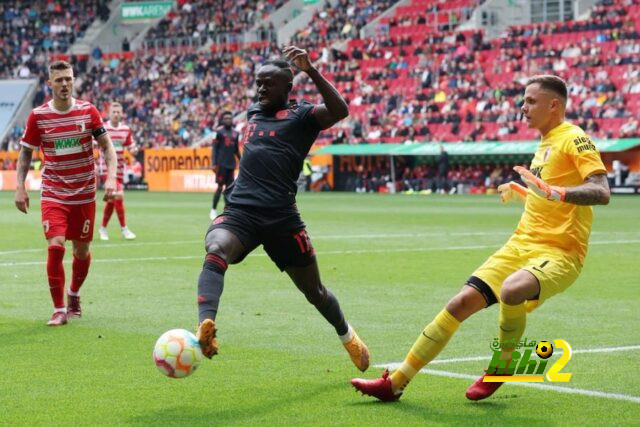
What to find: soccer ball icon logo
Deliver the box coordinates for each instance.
[153,329,203,378]
[536,341,554,359]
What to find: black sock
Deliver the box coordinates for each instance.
[197,254,227,323]
[313,287,348,336]
[213,190,222,209]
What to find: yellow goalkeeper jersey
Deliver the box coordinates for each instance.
[513,121,607,263]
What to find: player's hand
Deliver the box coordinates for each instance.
[103,176,116,202]
[497,181,528,204]
[15,186,29,213]
[282,46,313,73]
[513,166,565,201]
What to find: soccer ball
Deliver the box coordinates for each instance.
[536,341,554,359]
[153,329,203,378]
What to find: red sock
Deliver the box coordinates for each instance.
[114,198,126,227]
[102,201,114,227]
[47,245,66,309]
[70,254,91,293]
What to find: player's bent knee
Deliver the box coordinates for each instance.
[500,285,524,305]
[446,288,486,321]
[303,283,326,306]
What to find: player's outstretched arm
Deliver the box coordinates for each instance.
[514,166,610,205]
[563,173,610,205]
[96,132,118,201]
[283,45,348,130]
[15,146,33,213]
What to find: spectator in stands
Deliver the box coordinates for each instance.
[620,117,639,138]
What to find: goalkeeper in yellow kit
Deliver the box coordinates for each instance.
[352,75,611,401]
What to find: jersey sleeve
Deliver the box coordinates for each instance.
[125,128,134,148]
[297,102,322,130]
[21,111,41,149]
[89,105,107,138]
[563,132,607,180]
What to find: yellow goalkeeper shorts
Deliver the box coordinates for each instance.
[472,236,582,312]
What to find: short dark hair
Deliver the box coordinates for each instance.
[526,75,567,102]
[261,59,293,82]
[48,60,72,76]
[220,111,232,118]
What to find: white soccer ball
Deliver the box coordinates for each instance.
[153,329,203,378]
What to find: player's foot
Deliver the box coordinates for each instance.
[351,369,402,402]
[67,294,81,318]
[121,226,136,240]
[343,330,370,372]
[98,226,109,241]
[465,369,510,401]
[209,208,217,220]
[196,319,218,358]
[47,311,67,326]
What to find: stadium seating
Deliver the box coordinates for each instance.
[1,0,639,152]
[0,0,109,79]
[144,0,286,47]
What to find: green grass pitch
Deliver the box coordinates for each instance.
[1,191,639,425]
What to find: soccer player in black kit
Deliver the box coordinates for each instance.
[195,46,370,372]
[210,111,240,220]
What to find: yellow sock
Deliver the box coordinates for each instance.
[498,302,526,358]
[390,309,460,391]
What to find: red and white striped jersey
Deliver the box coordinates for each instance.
[99,121,134,180]
[21,98,104,205]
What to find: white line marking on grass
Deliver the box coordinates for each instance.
[373,344,640,404]
[418,369,640,404]
[375,344,640,367]
[2,239,640,267]
[0,232,506,256]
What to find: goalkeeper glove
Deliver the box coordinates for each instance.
[497,181,528,204]
[513,166,566,202]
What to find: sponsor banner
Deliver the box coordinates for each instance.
[144,147,213,191]
[0,170,41,191]
[121,1,174,20]
[170,170,218,192]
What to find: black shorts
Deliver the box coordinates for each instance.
[206,203,315,271]
[216,167,235,187]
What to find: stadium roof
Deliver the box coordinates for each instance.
[314,139,640,156]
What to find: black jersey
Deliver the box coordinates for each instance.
[225,100,321,207]
[212,127,240,170]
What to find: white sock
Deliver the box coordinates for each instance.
[67,290,79,297]
[339,324,355,344]
[54,307,67,313]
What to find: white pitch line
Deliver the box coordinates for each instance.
[0,239,203,255]
[2,231,639,256]
[420,369,640,404]
[372,344,640,404]
[2,239,640,267]
[0,231,508,256]
[375,344,640,367]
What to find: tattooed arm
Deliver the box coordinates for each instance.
[564,173,610,206]
[15,146,34,213]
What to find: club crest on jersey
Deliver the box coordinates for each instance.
[276,110,289,120]
[76,121,86,132]
[543,147,552,162]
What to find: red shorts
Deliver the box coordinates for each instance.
[100,176,124,194]
[41,201,96,242]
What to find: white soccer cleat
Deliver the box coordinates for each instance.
[121,226,136,240]
[209,208,217,220]
[98,226,109,241]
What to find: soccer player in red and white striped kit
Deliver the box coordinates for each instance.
[14,61,117,326]
[98,102,137,241]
